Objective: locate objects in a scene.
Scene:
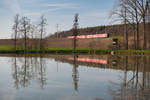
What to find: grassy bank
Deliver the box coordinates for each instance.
[0,45,150,55]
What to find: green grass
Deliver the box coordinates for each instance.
[0,45,150,55]
[0,46,112,54]
[0,45,14,51]
[112,36,123,40]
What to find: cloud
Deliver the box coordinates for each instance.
[42,2,80,9]
[23,8,59,17]
[2,0,21,14]
[22,2,79,19]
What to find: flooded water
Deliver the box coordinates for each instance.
[0,55,150,100]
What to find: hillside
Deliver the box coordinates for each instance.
[48,23,150,39]
[48,24,133,38]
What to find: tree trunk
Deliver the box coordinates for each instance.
[143,17,146,49]
[136,22,139,50]
[15,30,17,50]
[40,28,43,51]
[124,9,128,50]
[24,28,27,53]
[133,26,136,49]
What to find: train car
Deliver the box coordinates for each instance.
[67,33,109,39]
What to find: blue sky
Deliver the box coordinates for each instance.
[0,0,115,38]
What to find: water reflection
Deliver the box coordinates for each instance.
[9,55,150,100]
[50,55,150,99]
[11,55,46,89]
[109,56,150,100]
[72,55,79,91]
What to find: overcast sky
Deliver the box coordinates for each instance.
[0,0,115,39]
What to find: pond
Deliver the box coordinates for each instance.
[0,54,149,100]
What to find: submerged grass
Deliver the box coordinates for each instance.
[115,49,150,53]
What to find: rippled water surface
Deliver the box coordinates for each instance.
[0,55,149,100]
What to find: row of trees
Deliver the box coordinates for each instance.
[111,0,150,50]
[12,14,47,51]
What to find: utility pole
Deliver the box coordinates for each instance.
[56,24,59,38]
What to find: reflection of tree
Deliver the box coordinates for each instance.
[72,55,79,91]
[109,56,150,100]
[21,55,29,87]
[39,56,46,89]
[12,55,19,89]
[11,55,46,89]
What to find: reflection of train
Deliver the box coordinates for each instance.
[67,33,109,39]
[68,57,108,65]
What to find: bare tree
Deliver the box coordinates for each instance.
[134,0,141,49]
[124,7,129,49]
[121,0,141,49]
[124,0,149,49]
[137,0,149,49]
[12,14,20,50]
[110,0,129,49]
[29,24,38,49]
[29,24,37,39]
[111,0,150,50]
[38,15,47,51]
[124,0,141,49]
[20,17,31,52]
